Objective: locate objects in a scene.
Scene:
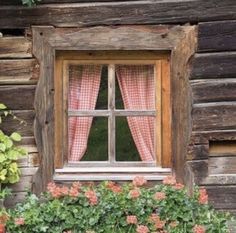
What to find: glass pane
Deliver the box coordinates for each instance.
[68,64,104,111]
[115,65,155,110]
[95,66,108,109]
[116,116,155,162]
[68,117,108,162]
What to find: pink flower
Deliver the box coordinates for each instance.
[72,182,81,190]
[154,192,166,201]
[69,187,79,197]
[85,190,98,205]
[198,188,208,204]
[133,176,147,187]
[129,188,141,199]
[193,225,206,233]
[136,225,149,233]
[14,217,25,225]
[60,186,69,195]
[174,183,184,190]
[162,176,176,185]
[126,215,138,224]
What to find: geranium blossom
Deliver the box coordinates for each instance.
[154,192,166,200]
[193,225,206,233]
[162,175,176,185]
[136,225,149,233]
[85,190,98,205]
[14,217,25,225]
[126,215,138,224]
[174,183,184,190]
[129,188,141,199]
[133,176,147,187]
[198,188,208,204]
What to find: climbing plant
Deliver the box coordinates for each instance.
[21,0,41,7]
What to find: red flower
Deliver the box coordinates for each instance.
[85,190,98,206]
[154,192,166,201]
[129,188,141,199]
[193,225,206,233]
[133,176,147,187]
[14,217,25,226]
[136,225,149,233]
[198,188,208,204]
[69,187,79,197]
[126,215,138,224]
[162,176,176,185]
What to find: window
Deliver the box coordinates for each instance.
[54,51,172,178]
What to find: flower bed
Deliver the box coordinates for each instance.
[3,176,234,233]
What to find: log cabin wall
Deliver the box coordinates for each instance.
[0,0,236,215]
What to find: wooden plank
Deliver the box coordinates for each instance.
[0,37,32,58]
[191,52,236,79]
[209,157,236,175]
[4,192,28,207]
[206,186,236,209]
[7,176,33,192]
[191,79,236,103]
[0,1,236,28]
[209,141,236,157]
[198,20,236,52]
[0,110,34,136]
[187,143,209,160]
[0,59,39,84]
[192,102,236,131]
[0,85,35,110]
[200,175,236,186]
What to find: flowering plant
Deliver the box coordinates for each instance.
[5,176,233,233]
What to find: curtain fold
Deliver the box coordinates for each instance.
[68,65,102,161]
[116,65,155,161]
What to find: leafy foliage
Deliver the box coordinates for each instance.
[0,104,27,184]
[21,0,41,7]
[5,177,234,233]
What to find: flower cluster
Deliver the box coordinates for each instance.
[84,190,98,206]
[198,188,208,205]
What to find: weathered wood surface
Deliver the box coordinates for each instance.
[0,1,236,28]
[0,37,32,58]
[198,20,236,52]
[0,59,39,84]
[187,144,209,160]
[191,130,236,144]
[209,157,236,175]
[0,110,34,136]
[191,79,236,103]
[4,192,28,207]
[206,186,236,209]
[191,52,236,79]
[0,85,35,110]
[209,140,236,157]
[192,102,236,131]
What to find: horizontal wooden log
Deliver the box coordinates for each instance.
[191,52,236,79]
[192,102,236,131]
[7,175,33,192]
[4,192,27,207]
[199,175,236,186]
[0,110,34,136]
[191,79,236,103]
[209,140,236,157]
[206,185,236,209]
[209,157,236,175]
[0,59,39,84]
[0,37,32,58]
[0,1,236,28]
[0,85,35,110]
[18,153,39,167]
[191,130,236,144]
[185,160,208,181]
[198,20,236,52]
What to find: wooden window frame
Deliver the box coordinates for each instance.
[32,25,196,193]
[55,52,171,170]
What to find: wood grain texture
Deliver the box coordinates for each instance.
[192,102,236,131]
[187,144,209,160]
[206,186,236,209]
[191,52,236,79]
[0,37,32,58]
[0,85,36,110]
[0,110,34,136]
[0,1,236,28]
[209,157,236,175]
[191,79,236,103]
[0,59,39,84]
[198,20,236,52]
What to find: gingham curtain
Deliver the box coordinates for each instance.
[68,65,102,161]
[116,65,155,161]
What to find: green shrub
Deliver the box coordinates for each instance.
[21,0,41,7]
[5,176,234,233]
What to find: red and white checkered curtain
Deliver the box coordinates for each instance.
[116,65,155,161]
[68,65,102,161]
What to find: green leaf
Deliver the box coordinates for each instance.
[0,143,6,152]
[10,132,22,142]
[0,103,7,110]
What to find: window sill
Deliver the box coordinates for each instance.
[54,167,172,181]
